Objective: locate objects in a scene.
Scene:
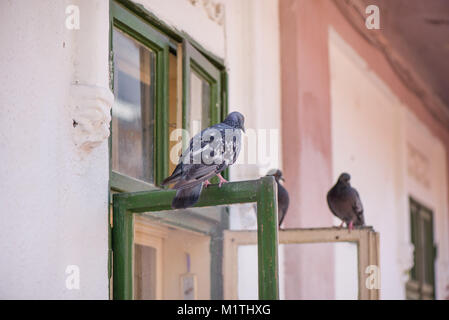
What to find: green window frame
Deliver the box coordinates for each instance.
[112,177,280,300]
[406,197,437,300]
[110,0,170,190]
[108,0,234,300]
[109,0,228,193]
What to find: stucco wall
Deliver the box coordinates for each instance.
[330,28,449,299]
[330,29,404,299]
[0,0,111,298]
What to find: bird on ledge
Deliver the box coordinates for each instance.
[327,172,365,231]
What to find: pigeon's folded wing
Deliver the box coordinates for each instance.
[352,189,364,214]
[179,125,229,166]
[172,164,218,190]
[352,189,365,225]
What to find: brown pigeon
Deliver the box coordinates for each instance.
[267,169,289,227]
[327,173,365,231]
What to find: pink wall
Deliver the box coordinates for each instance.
[279,0,449,299]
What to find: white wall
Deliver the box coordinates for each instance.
[224,0,282,180]
[0,0,111,299]
[329,27,449,299]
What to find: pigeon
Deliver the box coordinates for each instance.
[327,172,365,231]
[267,169,289,227]
[162,111,245,209]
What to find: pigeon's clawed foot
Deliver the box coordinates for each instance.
[339,221,345,228]
[348,221,353,233]
[217,173,228,188]
[203,180,211,188]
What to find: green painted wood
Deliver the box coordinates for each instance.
[115,179,259,212]
[111,171,159,193]
[112,178,279,300]
[182,40,222,128]
[257,177,280,300]
[181,40,190,151]
[111,1,170,188]
[111,1,169,49]
[110,0,240,301]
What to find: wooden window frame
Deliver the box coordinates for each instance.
[110,0,170,189]
[109,0,228,193]
[112,177,280,300]
[133,216,166,300]
[406,197,436,300]
[223,227,380,300]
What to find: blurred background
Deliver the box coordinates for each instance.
[1,0,448,299]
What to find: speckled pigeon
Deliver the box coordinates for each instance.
[267,169,289,227]
[327,172,365,231]
[162,112,245,209]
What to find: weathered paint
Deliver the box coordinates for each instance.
[112,177,279,299]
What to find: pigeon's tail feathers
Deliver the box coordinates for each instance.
[161,163,183,186]
[171,183,203,209]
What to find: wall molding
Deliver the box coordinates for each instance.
[187,0,224,26]
[70,83,114,153]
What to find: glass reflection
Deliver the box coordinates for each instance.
[189,70,211,136]
[112,28,155,183]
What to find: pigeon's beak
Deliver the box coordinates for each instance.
[242,125,246,133]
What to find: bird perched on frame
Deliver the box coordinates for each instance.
[327,172,365,231]
[266,169,289,227]
[162,111,245,209]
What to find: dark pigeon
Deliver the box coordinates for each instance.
[327,172,365,231]
[162,112,245,209]
[267,169,289,227]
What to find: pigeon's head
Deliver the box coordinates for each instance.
[267,169,285,182]
[223,111,245,132]
[338,172,351,185]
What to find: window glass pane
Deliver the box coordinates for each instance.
[112,28,156,183]
[189,70,210,136]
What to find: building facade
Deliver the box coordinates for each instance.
[1,0,448,299]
